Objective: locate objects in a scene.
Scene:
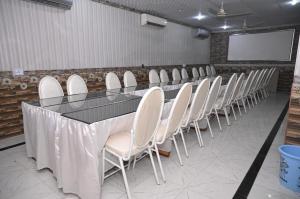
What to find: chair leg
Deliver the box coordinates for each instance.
[206,115,214,138]
[236,100,242,116]
[247,98,251,109]
[214,108,222,131]
[102,149,105,185]
[242,98,247,113]
[196,121,204,146]
[253,93,258,105]
[223,107,231,126]
[172,136,183,166]
[132,155,137,169]
[194,121,203,147]
[231,104,237,120]
[250,96,255,107]
[119,157,132,199]
[154,144,166,182]
[127,157,131,170]
[179,128,189,158]
[148,147,160,185]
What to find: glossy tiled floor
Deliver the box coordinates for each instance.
[0,93,299,199]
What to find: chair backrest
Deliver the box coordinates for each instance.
[253,70,265,91]
[67,74,88,95]
[39,76,64,99]
[265,68,276,88]
[192,67,199,78]
[220,73,237,107]
[241,70,254,97]
[199,67,206,77]
[181,68,189,79]
[203,76,222,114]
[149,69,160,84]
[210,65,216,76]
[231,73,245,102]
[123,71,137,87]
[262,68,273,87]
[172,68,181,81]
[248,70,260,93]
[160,69,169,83]
[133,87,164,148]
[206,65,212,76]
[256,69,268,90]
[164,83,192,140]
[185,79,210,124]
[106,72,121,90]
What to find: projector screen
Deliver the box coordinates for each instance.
[228,29,294,61]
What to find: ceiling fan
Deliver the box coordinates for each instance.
[242,19,264,29]
[208,1,252,18]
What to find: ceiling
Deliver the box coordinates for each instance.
[99,0,300,31]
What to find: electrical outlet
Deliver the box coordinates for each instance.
[12,68,24,76]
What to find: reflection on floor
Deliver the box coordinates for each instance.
[0,93,299,199]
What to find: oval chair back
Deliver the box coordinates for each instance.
[231,73,245,103]
[149,69,160,84]
[160,69,169,83]
[241,71,254,98]
[106,72,121,90]
[199,67,206,77]
[124,71,137,87]
[67,74,88,95]
[192,67,199,78]
[172,68,181,81]
[133,87,164,149]
[39,76,64,99]
[181,68,189,79]
[203,76,222,115]
[222,73,237,107]
[206,65,212,76]
[210,65,216,76]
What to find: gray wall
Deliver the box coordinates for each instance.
[0,0,210,71]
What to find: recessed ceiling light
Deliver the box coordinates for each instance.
[193,13,206,20]
[288,0,300,5]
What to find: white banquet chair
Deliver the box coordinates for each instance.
[149,69,160,84]
[39,76,64,99]
[172,68,181,81]
[106,72,121,90]
[102,87,164,199]
[192,67,199,78]
[181,68,189,79]
[230,73,245,116]
[210,65,217,76]
[214,74,237,126]
[67,74,88,95]
[257,69,270,100]
[181,78,210,147]
[202,76,222,137]
[236,71,254,113]
[247,70,260,107]
[153,83,192,182]
[254,69,268,102]
[199,67,206,77]
[124,71,137,87]
[160,69,169,83]
[206,65,212,76]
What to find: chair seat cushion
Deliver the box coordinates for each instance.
[105,131,138,157]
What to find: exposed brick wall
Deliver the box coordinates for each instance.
[0,64,204,139]
[210,25,299,93]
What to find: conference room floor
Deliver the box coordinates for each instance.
[0,93,299,199]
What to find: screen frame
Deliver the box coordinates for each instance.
[227,29,295,62]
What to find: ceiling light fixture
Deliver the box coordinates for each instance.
[193,13,206,20]
[288,0,300,5]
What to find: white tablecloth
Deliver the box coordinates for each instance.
[22,100,173,199]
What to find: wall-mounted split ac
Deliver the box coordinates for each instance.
[141,14,167,27]
[29,0,73,9]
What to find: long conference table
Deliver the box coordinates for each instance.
[22,77,218,199]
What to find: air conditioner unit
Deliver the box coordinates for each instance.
[141,14,167,27]
[29,0,73,9]
[193,28,210,39]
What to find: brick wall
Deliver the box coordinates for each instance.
[0,64,204,139]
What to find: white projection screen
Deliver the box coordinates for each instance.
[228,29,295,61]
